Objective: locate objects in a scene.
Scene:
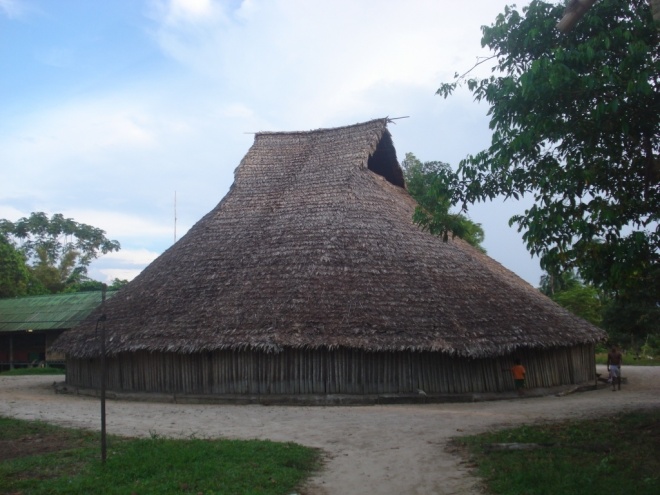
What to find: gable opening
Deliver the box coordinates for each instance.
[367,132,405,188]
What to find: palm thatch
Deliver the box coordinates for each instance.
[54,118,603,360]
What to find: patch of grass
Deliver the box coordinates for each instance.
[594,353,657,366]
[0,416,320,495]
[453,410,660,495]
[0,366,65,376]
[0,416,76,441]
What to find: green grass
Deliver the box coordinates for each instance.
[0,366,65,376]
[0,416,320,495]
[453,410,660,495]
[594,353,658,366]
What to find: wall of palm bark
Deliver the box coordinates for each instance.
[63,344,595,396]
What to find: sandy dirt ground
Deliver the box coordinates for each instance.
[1,365,659,495]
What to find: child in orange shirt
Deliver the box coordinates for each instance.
[504,359,526,395]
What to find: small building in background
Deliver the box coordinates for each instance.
[0,291,114,371]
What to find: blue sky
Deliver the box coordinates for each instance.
[0,0,542,286]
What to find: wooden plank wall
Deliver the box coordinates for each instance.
[65,344,596,395]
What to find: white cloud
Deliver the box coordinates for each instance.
[0,206,164,283]
[97,268,145,283]
[144,0,505,130]
[148,0,235,37]
[89,248,160,284]
[12,97,157,155]
[1,90,203,207]
[0,0,26,18]
[102,248,160,266]
[34,47,74,68]
[0,205,28,221]
[59,209,174,241]
[0,206,175,249]
[222,102,255,119]
[1,0,543,287]
[171,0,213,17]
[3,102,155,201]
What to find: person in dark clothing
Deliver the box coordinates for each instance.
[607,346,623,391]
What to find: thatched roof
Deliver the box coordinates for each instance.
[53,118,605,359]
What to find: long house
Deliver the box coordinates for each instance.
[52,119,605,400]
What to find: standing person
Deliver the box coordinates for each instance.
[503,359,526,395]
[607,346,623,391]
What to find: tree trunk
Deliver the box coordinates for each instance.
[557,0,598,33]
[558,0,660,33]
[651,0,660,29]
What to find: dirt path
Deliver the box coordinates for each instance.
[2,365,659,494]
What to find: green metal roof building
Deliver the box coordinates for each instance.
[0,291,114,370]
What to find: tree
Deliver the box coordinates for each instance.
[0,235,30,297]
[538,270,605,326]
[0,212,121,293]
[437,0,659,303]
[553,284,604,326]
[538,267,660,346]
[66,277,129,293]
[108,278,129,290]
[401,153,486,252]
[539,269,582,296]
[601,264,660,347]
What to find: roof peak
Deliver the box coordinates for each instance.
[254,117,391,137]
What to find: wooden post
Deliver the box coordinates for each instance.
[9,335,14,370]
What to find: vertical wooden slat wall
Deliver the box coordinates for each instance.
[64,344,597,395]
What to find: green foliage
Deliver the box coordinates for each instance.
[0,366,65,376]
[64,279,107,292]
[64,278,128,293]
[0,235,30,297]
[0,416,320,495]
[0,212,120,294]
[438,1,659,304]
[552,284,603,326]
[539,270,604,326]
[538,269,582,296]
[402,153,486,252]
[640,333,660,358]
[594,351,657,365]
[0,416,67,440]
[538,268,660,343]
[108,278,129,290]
[601,284,660,347]
[455,410,660,495]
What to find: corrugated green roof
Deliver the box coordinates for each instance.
[0,291,116,332]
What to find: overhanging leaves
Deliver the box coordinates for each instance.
[437,0,659,299]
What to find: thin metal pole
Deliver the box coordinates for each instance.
[100,285,107,464]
